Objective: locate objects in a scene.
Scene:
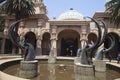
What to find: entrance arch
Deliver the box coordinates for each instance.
[25,32,36,49]
[41,32,51,55]
[57,29,80,56]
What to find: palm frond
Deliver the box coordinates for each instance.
[105,0,120,27]
[1,0,35,20]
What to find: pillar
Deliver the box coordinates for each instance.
[51,26,57,57]
[36,36,42,55]
[48,39,57,63]
[80,25,87,49]
[51,39,57,57]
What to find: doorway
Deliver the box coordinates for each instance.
[58,29,80,57]
[61,38,78,56]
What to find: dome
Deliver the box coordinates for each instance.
[106,0,111,3]
[58,8,84,20]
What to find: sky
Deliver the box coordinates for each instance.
[43,0,106,19]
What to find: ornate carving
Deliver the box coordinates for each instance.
[38,19,45,27]
[39,2,47,14]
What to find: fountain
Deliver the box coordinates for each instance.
[74,17,103,77]
[94,34,115,72]
[8,19,38,78]
[74,48,81,63]
[48,43,56,64]
[2,60,120,80]
[1,18,120,80]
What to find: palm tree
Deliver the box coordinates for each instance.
[1,0,35,20]
[0,0,36,55]
[0,0,35,41]
[105,0,120,27]
[0,0,36,34]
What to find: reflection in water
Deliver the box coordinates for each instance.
[75,74,95,80]
[95,72,106,80]
[3,61,120,80]
[74,65,95,80]
[48,64,56,80]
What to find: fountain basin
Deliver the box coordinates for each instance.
[0,57,120,80]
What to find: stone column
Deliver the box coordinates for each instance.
[1,20,9,54]
[80,29,87,49]
[36,19,42,55]
[48,39,57,63]
[1,38,6,54]
[51,39,57,57]
[36,36,42,55]
[51,26,57,57]
[48,26,57,63]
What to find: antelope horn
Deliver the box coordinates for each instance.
[97,19,108,47]
[105,34,115,52]
[87,17,102,50]
[8,19,25,48]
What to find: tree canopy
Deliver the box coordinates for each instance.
[0,0,35,20]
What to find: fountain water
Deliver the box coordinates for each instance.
[48,43,56,64]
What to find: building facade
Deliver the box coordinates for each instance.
[0,1,120,58]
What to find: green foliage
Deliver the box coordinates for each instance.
[0,0,35,20]
[105,0,120,27]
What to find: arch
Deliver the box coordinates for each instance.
[57,29,80,56]
[41,32,51,55]
[87,33,97,43]
[57,27,80,38]
[25,31,37,49]
[104,32,119,59]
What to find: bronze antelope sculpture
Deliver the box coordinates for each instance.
[8,19,35,61]
[79,17,102,65]
[78,17,114,65]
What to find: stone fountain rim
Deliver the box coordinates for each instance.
[0,57,74,80]
[0,57,120,80]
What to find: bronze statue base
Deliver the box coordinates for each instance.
[19,60,38,79]
[93,60,106,72]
